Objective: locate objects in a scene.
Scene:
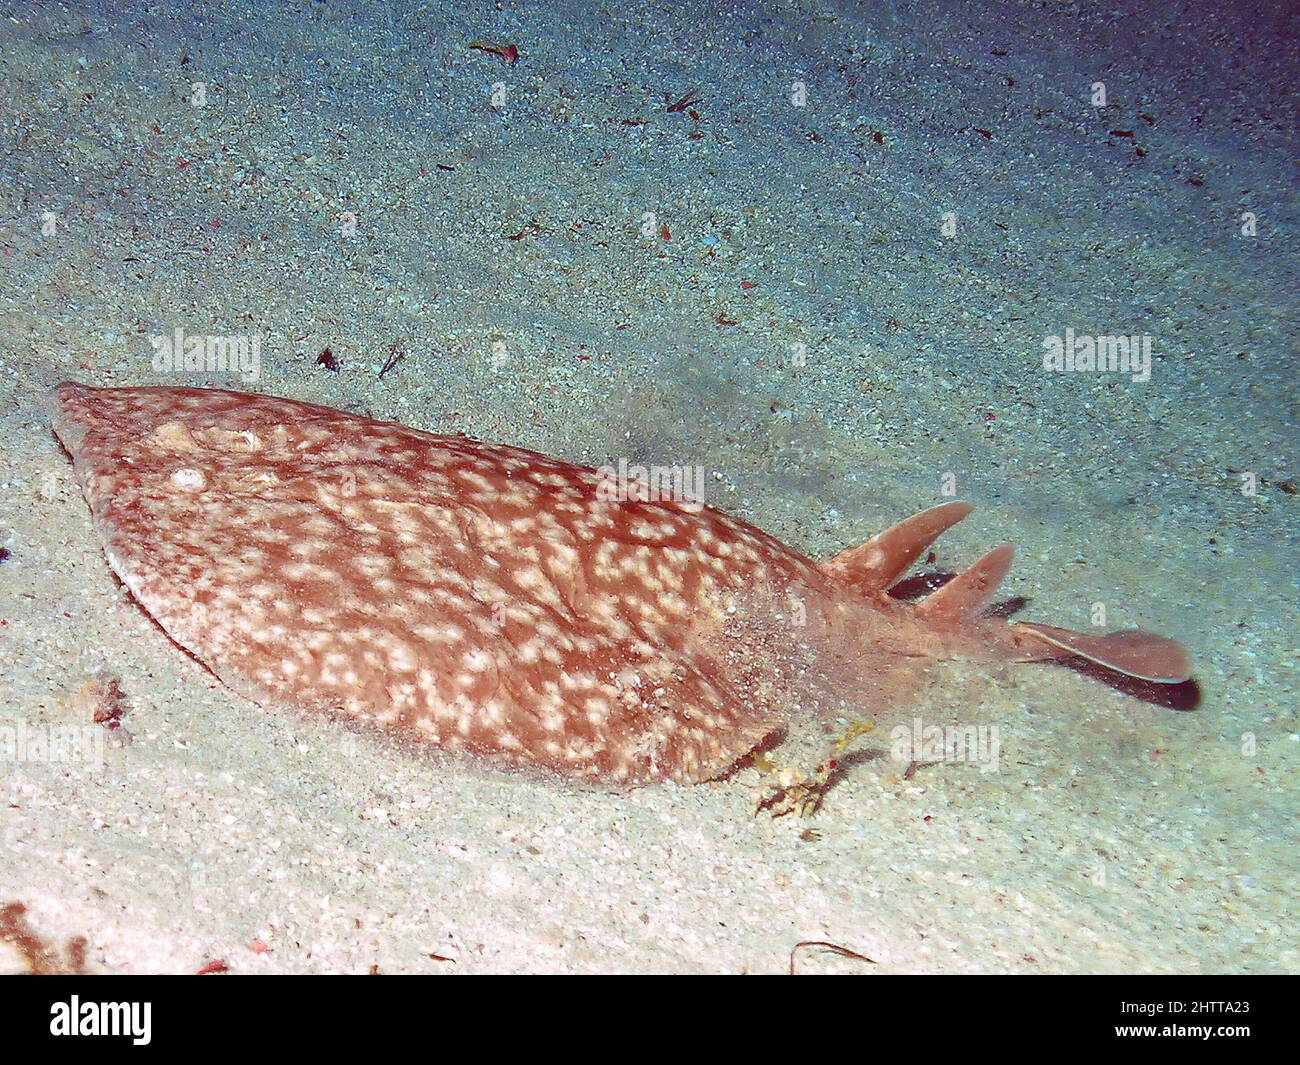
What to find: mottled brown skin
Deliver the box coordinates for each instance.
[50,383,1190,786]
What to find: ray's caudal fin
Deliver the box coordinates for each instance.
[1008,623,1191,685]
[821,502,1191,685]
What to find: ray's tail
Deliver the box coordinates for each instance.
[821,502,1191,684]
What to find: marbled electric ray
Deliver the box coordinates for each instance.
[50,383,1191,784]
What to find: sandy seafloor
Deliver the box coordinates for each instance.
[0,0,1295,973]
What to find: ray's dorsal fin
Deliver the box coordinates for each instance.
[1012,622,1191,683]
[820,501,974,594]
[915,543,1015,622]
